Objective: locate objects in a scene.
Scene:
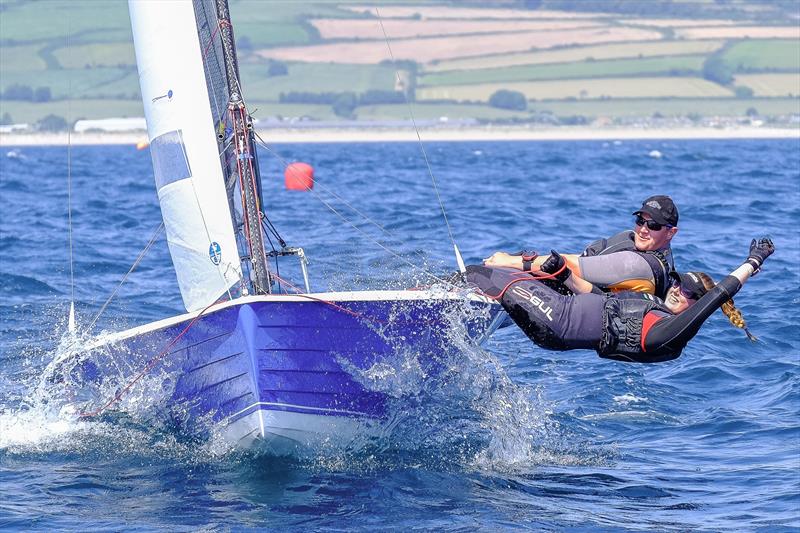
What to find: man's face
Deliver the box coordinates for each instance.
[633,213,677,251]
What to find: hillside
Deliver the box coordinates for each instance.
[0,0,798,131]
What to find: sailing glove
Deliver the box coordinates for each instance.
[745,237,774,275]
[540,250,571,282]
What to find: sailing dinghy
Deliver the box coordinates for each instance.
[54,0,505,454]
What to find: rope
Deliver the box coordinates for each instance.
[254,133,396,242]
[66,15,75,324]
[86,221,164,332]
[79,298,220,418]
[208,8,461,290]
[269,272,389,325]
[375,8,463,266]
[79,266,467,418]
[253,135,449,286]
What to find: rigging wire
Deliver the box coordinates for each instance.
[253,135,453,285]
[207,7,443,284]
[66,14,76,333]
[253,132,434,268]
[86,222,165,332]
[375,7,467,273]
[210,7,459,289]
[254,132,398,243]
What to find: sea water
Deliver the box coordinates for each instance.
[1,139,798,531]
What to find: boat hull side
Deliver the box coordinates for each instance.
[68,294,503,451]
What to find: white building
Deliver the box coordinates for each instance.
[73,117,146,133]
[0,123,29,133]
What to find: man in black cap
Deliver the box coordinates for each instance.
[484,195,678,299]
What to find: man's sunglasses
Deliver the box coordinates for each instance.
[635,215,671,232]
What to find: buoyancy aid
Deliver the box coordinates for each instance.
[582,231,673,299]
[597,292,681,363]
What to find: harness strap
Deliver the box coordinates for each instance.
[640,311,663,352]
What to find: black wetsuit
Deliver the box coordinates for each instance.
[467,265,742,363]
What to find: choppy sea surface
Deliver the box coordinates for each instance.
[1,138,798,531]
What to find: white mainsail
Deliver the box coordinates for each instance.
[129,0,242,312]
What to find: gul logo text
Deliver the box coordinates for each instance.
[511,285,554,321]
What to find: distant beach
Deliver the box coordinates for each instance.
[1,125,798,146]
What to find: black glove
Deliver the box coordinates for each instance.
[745,237,774,275]
[540,249,570,282]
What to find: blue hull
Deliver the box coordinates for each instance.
[61,292,504,452]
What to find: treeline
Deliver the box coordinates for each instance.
[1,84,52,102]
[279,88,531,115]
[280,90,407,116]
[0,112,69,131]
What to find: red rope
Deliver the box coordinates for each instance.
[202,19,232,60]
[269,272,389,325]
[527,263,568,281]
[78,299,221,418]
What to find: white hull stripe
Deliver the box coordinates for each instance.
[227,401,374,422]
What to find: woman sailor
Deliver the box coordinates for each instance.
[466,238,774,363]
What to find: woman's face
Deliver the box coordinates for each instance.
[665,284,697,314]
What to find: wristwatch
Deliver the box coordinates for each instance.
[521,253,537,272]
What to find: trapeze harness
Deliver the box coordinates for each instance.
[466,265,742,363]
[579,231,674,299]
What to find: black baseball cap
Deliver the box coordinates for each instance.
[669,271,709,300]
[633,195,679,226]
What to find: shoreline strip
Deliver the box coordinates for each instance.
[2,126,798,146]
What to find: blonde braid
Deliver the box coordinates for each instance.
[697,272,757,341]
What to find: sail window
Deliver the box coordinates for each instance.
[151,130,193,189]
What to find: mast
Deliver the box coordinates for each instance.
[215,0,271,294]
[194,0,271,295]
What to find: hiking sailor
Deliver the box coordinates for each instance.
[484,195,679,299]
[467,237,774,363]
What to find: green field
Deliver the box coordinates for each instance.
[419,77,734,102]
[4,97,797,125]
[355,103,530,121]
[419,56,707,87]
[240,62,398,100]
[734,74,800,97]
[0,0,130,43]
[528,97,800,118]
[722,40,800,71]
[0,98,143,124]
[425,41,725,72]
[233,22,314,49]
[1,0,799,126]
[247,103,339,121]
[0,44,46,70]
[1,67,139,99]
[53,42,136,69]
[229,1,356,23]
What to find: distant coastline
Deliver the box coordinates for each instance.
[1,125,798,147]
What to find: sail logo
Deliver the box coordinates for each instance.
[209,242,222,265]
[152,89,173,103]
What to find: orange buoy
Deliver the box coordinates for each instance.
[284,162,314,191]
[136,139,149,150]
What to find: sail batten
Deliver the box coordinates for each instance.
[129,0,243,312]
